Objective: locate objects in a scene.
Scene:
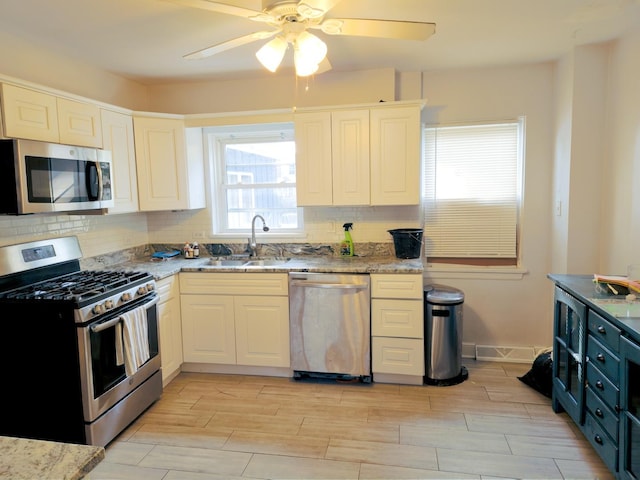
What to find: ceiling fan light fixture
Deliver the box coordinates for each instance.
[294,56,319,77]
[255,35,288,72]
[295,31,327,66]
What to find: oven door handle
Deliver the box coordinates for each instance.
[90,295,158,333]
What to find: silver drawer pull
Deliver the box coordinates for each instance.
[595,408,604,418]
[596,380,604,390]
[594,434,603,445]
[597,325,606,334]
[596,353,605,363]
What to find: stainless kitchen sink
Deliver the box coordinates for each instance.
[208,259,248,267]
[208,257,291,267]
[243,258,291,267]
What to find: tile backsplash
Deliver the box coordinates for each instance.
[0,203,421,259]
[0,212,149,258]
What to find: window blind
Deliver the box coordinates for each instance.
[422,120,522,258]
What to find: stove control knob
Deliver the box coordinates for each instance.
[146,283,155,291]
[121,292,132,302]
[104,299,115,310]
[137,286,148,296]
[92,304,104,315]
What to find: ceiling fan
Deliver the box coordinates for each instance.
[167,0,436,76]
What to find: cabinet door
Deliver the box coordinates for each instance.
[370,105,421,205]
[133,115,190,211]
[158,300,183,384]
[57,97,102,147]
[101,109,139,213]
[180,295,235,364]
[234,296,290,367]
[294,111,333,206]
[331,109,370,205]
[620,337,640,480]
[552,287,587,425]
[0,84,59,142]
[372,337,424,375]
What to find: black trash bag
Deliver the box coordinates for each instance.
[518,350,553,398]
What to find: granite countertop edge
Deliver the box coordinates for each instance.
[122,255,424,280]
[0,436,104,480]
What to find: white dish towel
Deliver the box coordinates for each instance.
[115,305,150,376]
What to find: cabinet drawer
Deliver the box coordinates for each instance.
[584,412,618,473]
[588,310,620,353]
[180,273,288,296]
[371,274,423,299]
[156,275,179,304]
[586,386,619,442]
[372,299,423,338]
[587,335,620,383]
[586,362,620,410]
[372,337,424,376]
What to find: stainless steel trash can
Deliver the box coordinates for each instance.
[424,284,469,386]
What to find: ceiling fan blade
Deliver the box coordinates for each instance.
[296,0,342,18]
[318,18,436,40]
[184,30,278,60]
[164,0,270,22]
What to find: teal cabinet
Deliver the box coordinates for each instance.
[550,275,640,479]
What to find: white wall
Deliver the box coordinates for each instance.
[600,28,640,272]
[420,63,555,351]
[0,31,148,110]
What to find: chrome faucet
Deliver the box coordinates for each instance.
[248,214,269,257]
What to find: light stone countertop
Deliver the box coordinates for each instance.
[0,436,104,480]
[119,255,424,280]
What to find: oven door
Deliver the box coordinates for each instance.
[78,293,160,422]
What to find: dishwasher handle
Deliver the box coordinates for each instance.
[290,280,368,290]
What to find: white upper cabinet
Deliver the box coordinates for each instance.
[370,105,421,205]
[57,97,102,148]
[295,102,422,207]
[101,109,139,214]
[331,109,370,205]
[0,83,102,147]
[294,111,333,206]
[133,115,205,212]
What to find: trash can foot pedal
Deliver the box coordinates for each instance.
[424,366,469,386]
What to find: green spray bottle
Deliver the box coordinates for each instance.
[340,222,354,256]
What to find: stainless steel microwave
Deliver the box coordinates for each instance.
[0,139,113,214]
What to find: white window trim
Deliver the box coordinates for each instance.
[205,123,304,238]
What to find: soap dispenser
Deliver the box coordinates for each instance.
[340,223,354,256]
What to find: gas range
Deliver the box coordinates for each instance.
[0,269,156,323]
[0,236,162,447]
[0,237,156,323]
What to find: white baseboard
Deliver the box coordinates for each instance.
[462,343,552,364]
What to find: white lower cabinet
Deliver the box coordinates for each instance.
[156,276,183,385]
[371,274,424,384]
[180,273,290,368]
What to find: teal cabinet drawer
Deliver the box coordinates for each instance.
[588,310,620,353]
[586,362,620,410]
[588,335,620,383]
[584,412,618,473]
[586,386,619,441]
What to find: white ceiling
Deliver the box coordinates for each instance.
[1,0,638,85]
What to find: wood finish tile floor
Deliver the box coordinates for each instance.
[91,361,613,479]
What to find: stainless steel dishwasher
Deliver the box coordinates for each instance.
[289,272,371,382]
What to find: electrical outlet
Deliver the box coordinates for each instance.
[555,201,562,217]
[193,231,206,239]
